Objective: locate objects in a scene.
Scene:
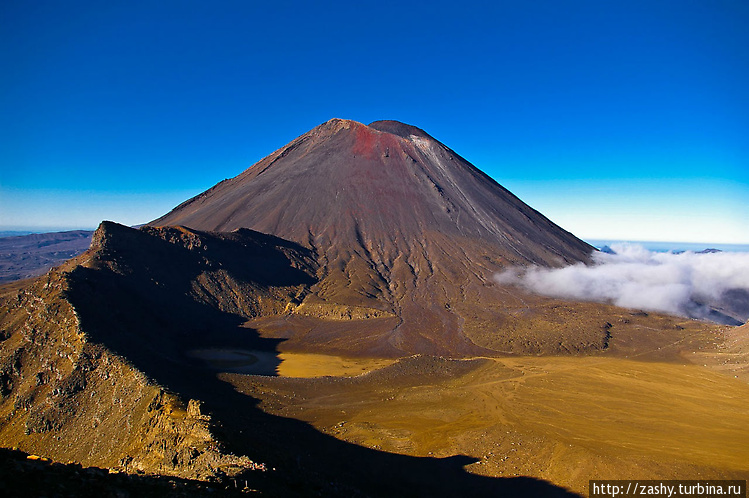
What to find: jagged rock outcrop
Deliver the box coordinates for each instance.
[0,221,316,480]
[0,270,256,479]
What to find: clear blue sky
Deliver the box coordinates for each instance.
[1,0,747,244]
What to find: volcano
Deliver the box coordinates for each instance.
[154,119,590,265]
[2,119,743,496]
[152,119,595,355]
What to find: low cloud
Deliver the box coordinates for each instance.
[496,244,749,324]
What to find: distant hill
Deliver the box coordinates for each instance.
[0,230,93,283]
[0,231,34,238]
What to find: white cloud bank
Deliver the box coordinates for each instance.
[496,244,749,323]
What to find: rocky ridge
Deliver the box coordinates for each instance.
[0,221,317,482]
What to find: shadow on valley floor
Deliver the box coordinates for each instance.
[76,315,580,496]
[62,223,580,496]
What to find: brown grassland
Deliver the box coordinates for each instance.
[224,320,749,496]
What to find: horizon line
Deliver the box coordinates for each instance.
[2,226,748,250]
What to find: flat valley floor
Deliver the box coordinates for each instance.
[220,323,749,496]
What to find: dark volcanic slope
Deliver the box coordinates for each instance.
[152,119,595,355]
[154,119,590,266]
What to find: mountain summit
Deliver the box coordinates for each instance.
[152,119,595,355]
[154,118,590,266]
